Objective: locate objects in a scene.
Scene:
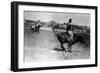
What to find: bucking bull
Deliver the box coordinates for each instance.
[52,27,84,52]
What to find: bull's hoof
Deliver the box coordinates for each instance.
[53,48,64,52]
[65,51,68,53]
[68,50,72,53]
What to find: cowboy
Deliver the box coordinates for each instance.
[65,18,74,42]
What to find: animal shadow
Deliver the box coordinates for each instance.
[53,47,64,52]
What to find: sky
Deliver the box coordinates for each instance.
[24,11,90,26]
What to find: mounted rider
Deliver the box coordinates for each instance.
[65,18,74,42]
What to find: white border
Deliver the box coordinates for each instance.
[18,5,95,68]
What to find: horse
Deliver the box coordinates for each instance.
[31,25,35,33]
[52,27,84,52]
[31,25,41,33]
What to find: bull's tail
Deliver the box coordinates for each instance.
[52,27,56,32]
[52,27,59,36]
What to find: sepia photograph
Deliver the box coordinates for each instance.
[24,11,90,62]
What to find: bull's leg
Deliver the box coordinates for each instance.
[67,43,72,53]
[61,44,66,52]
[33,29,34,33]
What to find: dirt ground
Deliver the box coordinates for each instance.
[24,27,90,62]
